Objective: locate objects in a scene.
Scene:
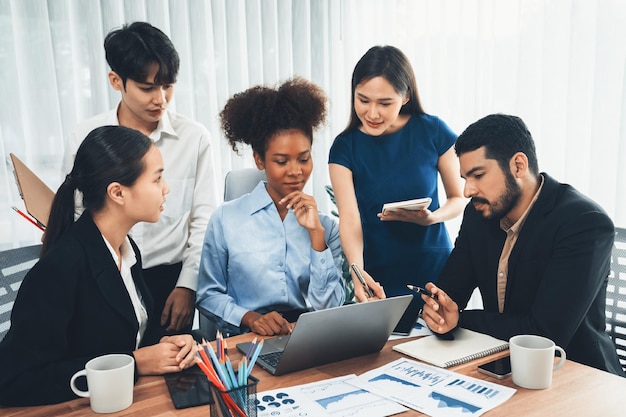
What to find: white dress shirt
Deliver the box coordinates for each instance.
[63,106,220,290]
[102,235,148,348]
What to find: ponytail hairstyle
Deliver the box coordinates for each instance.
[42,126,152,256]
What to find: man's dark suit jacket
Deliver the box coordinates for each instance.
[0,213,161,406]
[438,173,624,376]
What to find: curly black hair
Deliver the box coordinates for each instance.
[220,77,327,156]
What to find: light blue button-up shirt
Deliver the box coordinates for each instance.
[196,181,345,329]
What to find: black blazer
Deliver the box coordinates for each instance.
[0,213,160,406]
[438,173,624,376]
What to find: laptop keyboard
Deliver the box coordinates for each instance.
[259,351,283,368]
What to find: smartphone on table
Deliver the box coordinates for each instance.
[477,356,511,379]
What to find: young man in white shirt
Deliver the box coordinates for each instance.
[62,22,219,340]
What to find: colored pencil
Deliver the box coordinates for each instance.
[245,337,258,359]
[195,346,246,417]
[11,206,45,232]
[246,339,264,379]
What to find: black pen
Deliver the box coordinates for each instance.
[407,284,439,301]
[350,263,374,298]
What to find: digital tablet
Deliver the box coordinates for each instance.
[382,197,431,215]
[164,367,213,409]
[391,295,421,335]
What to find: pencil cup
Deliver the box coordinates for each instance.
[209,376,258,417]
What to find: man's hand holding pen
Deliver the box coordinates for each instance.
[350,263,386,302]
[419,283,460,334]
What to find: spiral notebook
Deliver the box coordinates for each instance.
[392,328,509,368]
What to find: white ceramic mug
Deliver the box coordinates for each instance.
[509,334,566,389]
[70,354,135,413]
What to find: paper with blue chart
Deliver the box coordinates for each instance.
[349,358,516,417]
[255,374,407,417]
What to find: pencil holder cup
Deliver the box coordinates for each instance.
[209,376,258,417]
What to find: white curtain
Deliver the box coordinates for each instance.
[1,0,625,250]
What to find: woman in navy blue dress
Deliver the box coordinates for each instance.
[329,46,465,307]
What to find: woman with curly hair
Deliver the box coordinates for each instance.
[196,77,345,338]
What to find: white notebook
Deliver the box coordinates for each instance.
[382,197,431,215]
[392,328,509,368]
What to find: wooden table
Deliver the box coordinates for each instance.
[2,333,625,416]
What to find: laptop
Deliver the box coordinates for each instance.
[10,153,55,228]
[236,295,412,376]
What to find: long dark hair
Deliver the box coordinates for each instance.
[42,126,152,255]
[342,45,425,135]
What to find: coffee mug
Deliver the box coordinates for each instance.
[70,353,135,413]
[509,334,566,389]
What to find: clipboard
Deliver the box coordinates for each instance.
[10,153,55,228]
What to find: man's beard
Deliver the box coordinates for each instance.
[473,171,521,220]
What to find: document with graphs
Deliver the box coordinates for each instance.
[348,358,516,417]
[255,374,407,417]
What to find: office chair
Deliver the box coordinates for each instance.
[223,168,266,201]
[607,227,626,371]
[0,244,42,342]
[197,168,266,340]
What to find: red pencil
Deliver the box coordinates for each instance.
[11,206,45,232]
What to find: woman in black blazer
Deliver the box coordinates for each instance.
[0,126,197,406]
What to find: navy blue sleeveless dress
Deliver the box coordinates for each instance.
[329,114,457,298]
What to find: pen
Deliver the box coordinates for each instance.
[350,263,374,298]
[11,206,45,232]
[407,284,439,301]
